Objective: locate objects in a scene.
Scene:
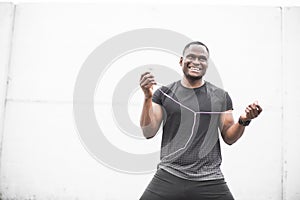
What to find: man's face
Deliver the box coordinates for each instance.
[180,44,209,81]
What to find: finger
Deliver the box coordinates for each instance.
[150,80,157,85]
[250,104,259,116]
[140,72,149,80]
[140,77,156,86]
[140,73,155,83]
[250,109,258,118]
[245,107,251,118]
[141,82,156,90]
[254,103,261,116]
[140,74,154,85]
[247,107,255,119]
[140,76,155,84]
[256,104,263,114]
[245,106,256,119]
[253,101,263,112]
[140,72,151,81]
[146,82,157,89]
[249,104,257,110]
[140,79,157,89]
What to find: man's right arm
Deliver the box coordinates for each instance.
[140,99,163,139]
[139,72,163,139]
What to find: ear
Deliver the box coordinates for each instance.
[179,57,183,66]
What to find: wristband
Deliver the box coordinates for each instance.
[238,117,251,126]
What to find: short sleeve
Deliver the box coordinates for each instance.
[225,92,233,110]
[152,87,163,105]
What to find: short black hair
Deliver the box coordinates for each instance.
[182,41,210,56]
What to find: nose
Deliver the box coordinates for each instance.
[192,58,201,65]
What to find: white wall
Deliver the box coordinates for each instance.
[0,3,299,200]
[0,3,15,198]
[283,7,300,200]
[0,2,14,158]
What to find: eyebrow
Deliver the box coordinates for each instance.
[186,54,208,60]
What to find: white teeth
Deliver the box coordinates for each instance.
[190,67,200,71]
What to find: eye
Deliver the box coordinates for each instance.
[199,56,207,62]
[186,55,195,60]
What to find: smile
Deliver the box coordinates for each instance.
[188,67,202,72]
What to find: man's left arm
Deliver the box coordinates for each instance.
[219,102,263,145]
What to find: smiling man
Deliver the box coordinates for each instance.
[139,41,262,200]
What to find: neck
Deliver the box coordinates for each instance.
[181,77,205,88]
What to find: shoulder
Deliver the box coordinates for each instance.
[205,82,233,109]
[205,81,224,91]
[153,81,178,100]
[158,81,179,93]
[205,81,229,97]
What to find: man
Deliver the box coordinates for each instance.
[139,41,262,200]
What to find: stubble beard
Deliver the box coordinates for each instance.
[183,71,203,82]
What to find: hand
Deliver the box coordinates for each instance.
[140,72,157,99]
[240,101,263,121]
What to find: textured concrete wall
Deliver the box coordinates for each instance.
[0,3,299,200]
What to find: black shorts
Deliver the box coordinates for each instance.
[140,168,234,200]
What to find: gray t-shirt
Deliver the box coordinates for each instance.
[152,81,233,181]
